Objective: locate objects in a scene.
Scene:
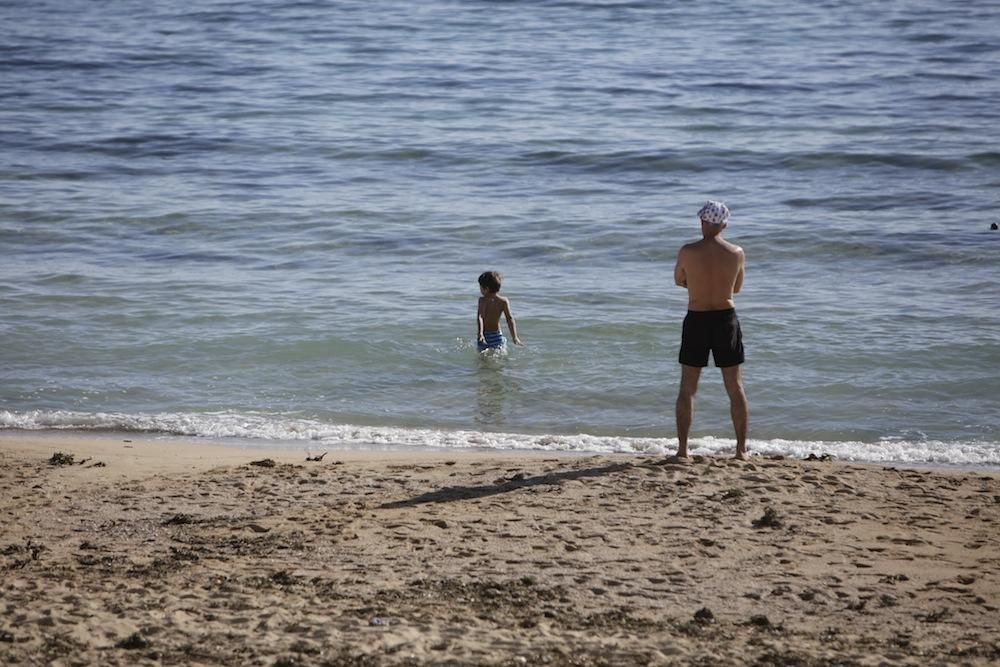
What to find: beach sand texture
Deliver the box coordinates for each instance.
[1,434,998,666]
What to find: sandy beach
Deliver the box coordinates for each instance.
[1,432,998,666]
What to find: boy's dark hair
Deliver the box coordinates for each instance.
[478,271,502,293]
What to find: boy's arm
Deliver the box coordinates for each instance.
[476,298,486,342]
[502,298,523,345]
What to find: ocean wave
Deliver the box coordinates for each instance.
[970,152,1000,166]
[3,410,997,468]
[781,192,957,211]
[505,147,972,176]
[779,151,966,171]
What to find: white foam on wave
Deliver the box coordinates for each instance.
[2,409,998,467]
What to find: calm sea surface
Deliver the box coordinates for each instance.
[2,0,999,466]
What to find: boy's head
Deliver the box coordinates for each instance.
[478,271,502,294]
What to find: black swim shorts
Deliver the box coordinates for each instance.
[678,308,745,368]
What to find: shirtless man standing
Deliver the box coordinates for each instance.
[673,200,749,459]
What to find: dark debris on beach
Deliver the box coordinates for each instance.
[48,452,75,466]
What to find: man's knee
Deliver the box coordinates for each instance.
[678,366,701,399]
[724,379,745,397]
[721,367,744,392]
[677,383,698,401]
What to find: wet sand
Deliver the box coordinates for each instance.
[1,432,998,666]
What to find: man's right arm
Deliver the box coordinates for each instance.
[674,249,687,288]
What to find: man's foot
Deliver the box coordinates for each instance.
[734,450,748,461]
[664,454,690,464]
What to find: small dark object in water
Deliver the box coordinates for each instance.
[249,458,276,467]
[804,453,833,462]
[991,222,998,230]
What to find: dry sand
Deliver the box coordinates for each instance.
[1,431,998,666]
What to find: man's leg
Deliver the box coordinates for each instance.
[721,365,749,459]
[675,364,701,458]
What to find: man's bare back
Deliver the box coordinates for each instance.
[674,235,744,311]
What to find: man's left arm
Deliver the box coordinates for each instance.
[733,250,744,294]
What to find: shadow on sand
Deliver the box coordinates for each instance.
[379,461,644,509]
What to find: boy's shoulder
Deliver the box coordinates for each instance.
[478,294,510,310]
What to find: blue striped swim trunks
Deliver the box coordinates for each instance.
[478,330,506,352]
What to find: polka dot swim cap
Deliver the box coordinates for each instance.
[698,200,730,225]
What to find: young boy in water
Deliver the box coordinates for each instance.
[477,271,523,351]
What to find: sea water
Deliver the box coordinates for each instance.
[2,0,999,467]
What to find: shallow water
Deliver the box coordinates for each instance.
[2,0,999,466]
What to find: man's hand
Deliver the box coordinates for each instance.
[674,252,688,288]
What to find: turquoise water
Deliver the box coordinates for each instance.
[2,0,999,466]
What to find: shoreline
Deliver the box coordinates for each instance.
[2,431,999,665]
[0,429,595,472]
[2,427,997,474]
